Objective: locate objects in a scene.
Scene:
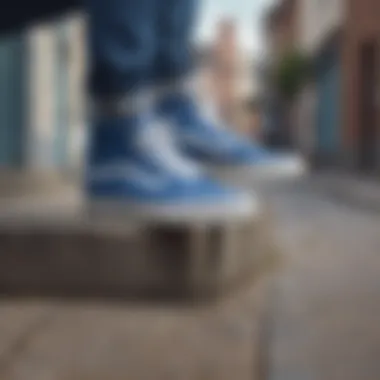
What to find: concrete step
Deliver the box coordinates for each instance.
[0,170,74,198]
[0,193,276,301]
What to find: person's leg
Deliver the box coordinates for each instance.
[84,0,255,221]
[152,0,198,85]
[85,0,157,186]
[86,0,157,97]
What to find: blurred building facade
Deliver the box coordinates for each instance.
[0,14,85,171]
[297,0,344,164]
[196,19,260,138]
[212,19,240,125]
[28,14,86,171]
[266,0,298,61]
[343,0,380,171]
[266,0,380,174]
[264,0,299,147]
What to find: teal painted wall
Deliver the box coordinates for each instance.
[316,50,341,158]
[0,34,26,166]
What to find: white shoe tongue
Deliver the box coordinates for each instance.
[200,101,222,127]
[139,121,202,180]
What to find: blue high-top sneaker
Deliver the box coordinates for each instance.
[85,111,258,223]
[156,90,306,182]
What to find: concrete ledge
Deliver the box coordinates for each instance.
[0,193,276,302]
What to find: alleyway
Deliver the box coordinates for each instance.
[264,178,380,380]
[0,176,380,380]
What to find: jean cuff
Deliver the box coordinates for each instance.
[88,88,154,119]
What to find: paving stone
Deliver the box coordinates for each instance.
[0,276,271,380]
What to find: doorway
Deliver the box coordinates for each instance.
[358,41,378,170]
[316,48,341,164]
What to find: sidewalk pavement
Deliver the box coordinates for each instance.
[265,177,380,380]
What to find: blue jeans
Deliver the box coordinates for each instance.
[86,0,197,97]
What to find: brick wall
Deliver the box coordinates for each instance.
[343,0,380,168]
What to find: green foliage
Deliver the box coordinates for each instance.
[274,49,312,100]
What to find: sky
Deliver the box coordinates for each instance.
[195,0,278,54]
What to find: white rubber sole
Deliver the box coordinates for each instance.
[86,192,261,225]
[211,155,308,184]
